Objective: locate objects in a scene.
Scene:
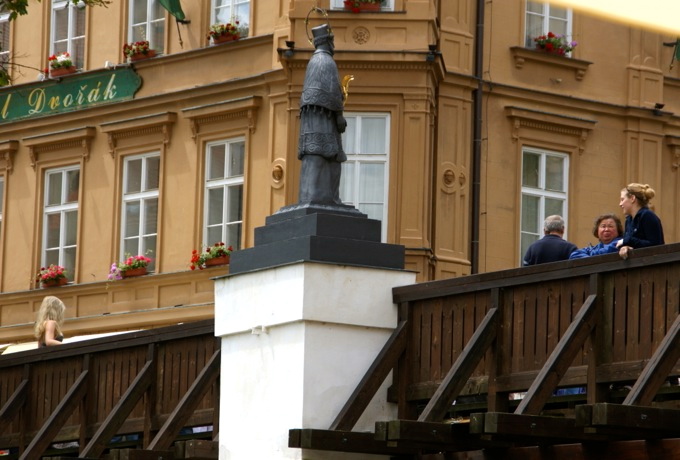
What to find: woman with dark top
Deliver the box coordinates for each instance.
[569,213,623,259]
[34,296,66,347]
[616,183,665,259]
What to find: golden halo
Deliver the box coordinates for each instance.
[305,7,331,45]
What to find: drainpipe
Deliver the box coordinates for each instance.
[470,0,485,274]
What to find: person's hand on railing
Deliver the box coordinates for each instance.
[619,245,633,260]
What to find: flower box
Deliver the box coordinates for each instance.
[129,49,157,62]
[190,242,233,270]
[50,66,77,77]
[121,266,148,278]
[212,34,239,45]
[204,255,230,267]
[344,0,382,12]
[41,277,68,288]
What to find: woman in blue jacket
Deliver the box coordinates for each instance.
[616,183,665,259]
[569,213,623,259]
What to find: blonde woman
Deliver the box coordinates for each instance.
[616,183,665,259]
[34,296,66,347]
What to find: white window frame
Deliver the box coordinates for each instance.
[519,147,570,264]
[340,112,390,242]
[42,165,79,276]
[128,0,165,52]
[524,0,573,48]
[203,138,245,250]
[211,0,250,35]
[330,0,394,11]
[51,0,86,68]
[121,152,160,269]
[0,9,10,67]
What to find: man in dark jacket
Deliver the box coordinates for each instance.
[523,215,577,266]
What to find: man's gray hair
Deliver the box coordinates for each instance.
[544,215,565,234]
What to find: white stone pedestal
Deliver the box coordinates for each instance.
[214,262,415,459]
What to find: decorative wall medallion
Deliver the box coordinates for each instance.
[353,27,370,45]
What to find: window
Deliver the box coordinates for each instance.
[42,166,79,277]
[330,0,394,11]
[204,139,244,249]
[0,8,9,67]
[129,0,165,52]
[520,147,569,263]
[122,153,159,270]
[525,1,572,48]
[212,0,250,36]
[339,113,390,241]
[51,0,85,68]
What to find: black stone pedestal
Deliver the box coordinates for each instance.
[228,203,405,275]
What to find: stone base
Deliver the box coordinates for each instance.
[215,263,416,459]
[229,205,404,274]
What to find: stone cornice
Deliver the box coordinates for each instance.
[22,127,96,168]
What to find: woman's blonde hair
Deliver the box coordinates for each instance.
[622,183,656,208]
[34,296,66,340]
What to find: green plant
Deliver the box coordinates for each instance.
[108,254,152,280]
[48,52,73,69]
[533,32,577,56]
[343,0,383,13]
[123,40,152,58]
[190,242,233,270]
[208,22,240,40]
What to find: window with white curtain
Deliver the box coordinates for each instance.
[51,0,85,68]
[204,138,244,249]
[211,0,249,36]
[0,8,9,67]
[129,0,165,52]
[122,153,159,271]
[339,113,390,242]
[43,166,79,277]
[525,0,572,48]
[520,147,569,264]
[330,0,394,12]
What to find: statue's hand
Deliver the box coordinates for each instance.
[336,114,347,133]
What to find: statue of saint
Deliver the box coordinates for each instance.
[297,23,347,205]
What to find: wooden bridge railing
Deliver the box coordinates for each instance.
[293,242,680,458]
[0,319,219,459]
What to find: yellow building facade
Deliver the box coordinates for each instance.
[0,0,678,344]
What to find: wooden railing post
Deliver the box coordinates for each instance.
[587,273,607,404]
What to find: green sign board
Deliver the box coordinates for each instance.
[0,68,141,124]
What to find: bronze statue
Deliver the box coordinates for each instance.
[297,23,347,205]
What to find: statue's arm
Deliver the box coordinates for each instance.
[336,111,347,133]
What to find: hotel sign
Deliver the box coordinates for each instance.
[0,68,141,124]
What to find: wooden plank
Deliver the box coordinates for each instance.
[330,320,408,431]
[289,428,421,455]
[474,411,609,442]
[392,243,680,303]
[80,356,155,459]
[20,369,89,460]
[514,295,597,415]
[431,298,443,381]
[375,419,488,451]
[418,307,499,422]
[0,378,27,434]
[420,301,433,384]
[147,348,220,451]
[577,403,680,439]
[626,269,641,361]
[638,267,654,359]
[623,314,680,406]
[511,288,524,373]
[180,439,218,459]
[441,297,454,373]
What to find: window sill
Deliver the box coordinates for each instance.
[510,46,592,81]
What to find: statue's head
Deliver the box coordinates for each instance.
[311,24,334,50]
